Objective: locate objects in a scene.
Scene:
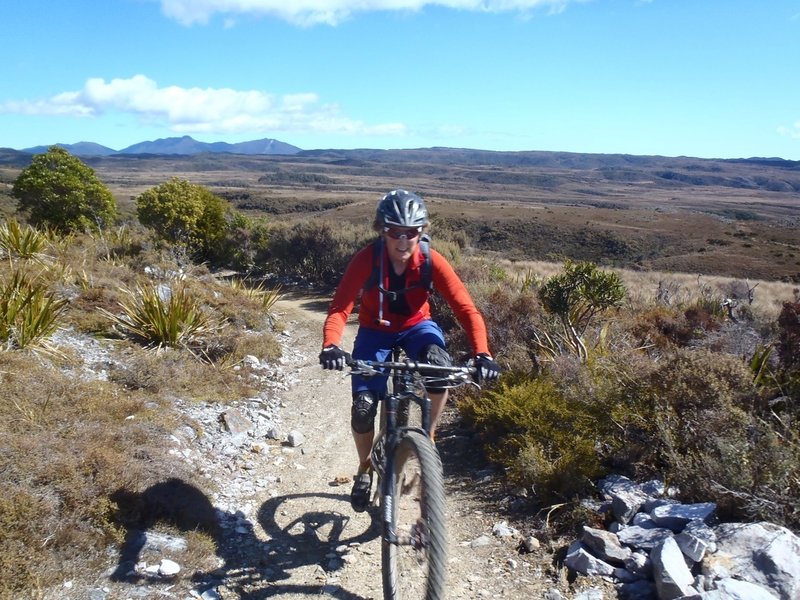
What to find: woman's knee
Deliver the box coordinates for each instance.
[351,391,378,433]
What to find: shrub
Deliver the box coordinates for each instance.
[459,374,606,503]
[777,297,800,372]
[136,178,232,263]
[538,260,626,361]
[626,348,800,526]
[12,146,118,233]
[256,220,373,286]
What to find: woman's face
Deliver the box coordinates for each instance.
[382,226,421,264]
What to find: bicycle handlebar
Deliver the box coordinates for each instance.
[346,357,477,384]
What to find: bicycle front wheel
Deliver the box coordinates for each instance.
[382,430,447,600]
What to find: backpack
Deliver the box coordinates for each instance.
[364,233,433,294]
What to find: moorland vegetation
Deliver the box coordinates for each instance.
[0,147,798,597]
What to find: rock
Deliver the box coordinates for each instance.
[624,550,653,579]
[651,537,696,600]
[221,408,254,436]
[640,480,666,497]
[650,502,716,532]
[674,520,716,563]
[158,559,181,577]
[700,577,779,599]
[617,525,674,550]
[564,542,616,577]
[598,474,649,524]
[287,430,304,447]
[574,588,604,600]
[632,512,658,529]
[522,535,540,552]
[703,522,800,600]
[612,488,649,525]
[581,526,632,565]
[130,530,188,553]
[491,521,518,538]
[618,579,657,600]
[470,535,492,548]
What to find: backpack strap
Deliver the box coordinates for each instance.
[363,237,383,291]
[363,235,433,293]
[418,233,433,292]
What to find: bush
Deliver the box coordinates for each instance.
[459,374,606,503]
[136,178,232,264]
[12,146,118,233]
[777,297,800,372]
[538,260,626,361]
[626,348,799,526]
[255,220,373,286]
[0,218,51,260]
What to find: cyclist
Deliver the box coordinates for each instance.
[319,189,501,512]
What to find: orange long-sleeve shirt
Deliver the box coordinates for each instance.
[322,241,491,356]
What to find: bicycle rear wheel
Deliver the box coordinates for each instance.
[382,430,447,600]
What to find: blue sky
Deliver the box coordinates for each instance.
[3,0,800,159]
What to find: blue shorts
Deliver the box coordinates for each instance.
[351,320,446,396]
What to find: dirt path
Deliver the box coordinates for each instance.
[220,293,572,600]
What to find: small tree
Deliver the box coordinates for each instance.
[538,260,626,361]
[12,146,118,233]
[136,178,230,262]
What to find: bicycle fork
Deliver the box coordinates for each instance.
[380,394,402,545]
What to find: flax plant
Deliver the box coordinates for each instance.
[100,282,221,349]
[228,278,283,312]
[0,218,51,262]
[0,269,67,351]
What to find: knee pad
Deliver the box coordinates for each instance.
[419,345,452,394]
[351,391,378,434]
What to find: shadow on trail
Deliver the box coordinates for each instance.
[252,491,380,599]
[109,480,379,599]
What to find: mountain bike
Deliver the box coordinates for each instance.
[347,349,476,600]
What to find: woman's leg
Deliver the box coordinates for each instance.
[398,320,453,438]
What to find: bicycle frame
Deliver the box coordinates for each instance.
[352,347,474,545]
[380,349,431,545]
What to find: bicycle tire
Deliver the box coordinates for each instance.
[381,430,447,600]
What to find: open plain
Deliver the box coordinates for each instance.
[2,147,799,282]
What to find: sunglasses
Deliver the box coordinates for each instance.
[383,226,422,240]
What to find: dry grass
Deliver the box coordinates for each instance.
[0,224,283,597]
[500,258,798,320]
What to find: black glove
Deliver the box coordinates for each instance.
[319,345,350,370]
[474,353,501,383]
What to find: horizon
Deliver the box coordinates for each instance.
[2,1,800,161]
[6,135,798,162]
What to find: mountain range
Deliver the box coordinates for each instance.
[18,135,301,156]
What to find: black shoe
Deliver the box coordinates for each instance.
[350,471,372,513]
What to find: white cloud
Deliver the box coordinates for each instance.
[157,0,582,26]
[778,122,800,140]
[0,75,405,137]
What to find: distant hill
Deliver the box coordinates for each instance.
[21,141,118,156]
[20,136,301,157]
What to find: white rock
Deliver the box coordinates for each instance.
[158,559,181,577]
